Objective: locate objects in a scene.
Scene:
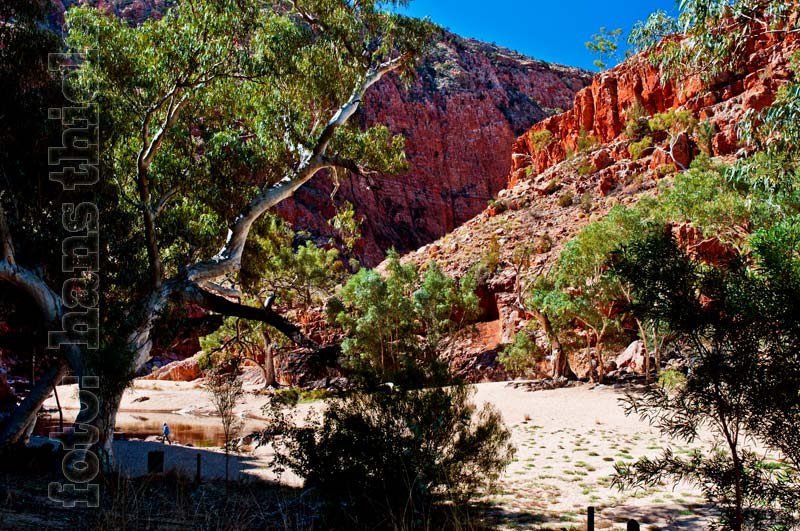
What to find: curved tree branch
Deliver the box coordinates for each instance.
[179,282,319,350]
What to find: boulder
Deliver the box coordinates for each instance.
[591,149,614,172]
[142,353,202,382]
[615,341,644,373]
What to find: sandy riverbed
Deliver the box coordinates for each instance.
[42,380,714,529]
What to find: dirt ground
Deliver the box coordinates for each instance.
[41,380,715,530]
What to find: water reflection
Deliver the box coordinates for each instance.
[35,412,230,447]
[119,415,225,447]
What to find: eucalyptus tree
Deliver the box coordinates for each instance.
[0,0,429,465]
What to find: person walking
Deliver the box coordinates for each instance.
[162,422,172,445]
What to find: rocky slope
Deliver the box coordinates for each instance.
[509,28,798,188]
[399,26,800,381]
[277,30,590,265]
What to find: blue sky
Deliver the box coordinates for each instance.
[393,1,678,71]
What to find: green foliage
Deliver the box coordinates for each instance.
[487,198,508,214]
[577,162,595,176]
[271,387,332,406]
[544,178,561,195]
[730,61,800,216]
[657,368,686,389]
[558,191,575,208]
[0,0,69,283]
[577,126,599,153]
[657,163,677,177]
[656,159,755,246]
[624,99,652,141]
[481,234,501,272]
[629,1,798,83]
[629,136,653,160]
[611,225,800,530]
[499,329,545,376]
[648,109,696,134]
[579,192,594,214]
[328,201,363,253]
[585,27,623,70]
[58,0,430,311]
[264,384,514,530]
[332,253,478,386]
[697,119,717,155]
[528,206,652,380]
[533,233,554,254]
[240,215,346,309]
[529,129,554,153]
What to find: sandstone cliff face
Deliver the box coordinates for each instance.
[510,28,799,188]
[277,31,590,265]
[400,27,799,381]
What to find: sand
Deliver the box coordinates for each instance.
[42,379,714,529]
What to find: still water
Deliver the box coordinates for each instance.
[35,412,230,447]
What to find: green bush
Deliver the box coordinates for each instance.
[648,109,696,133]
[624,99,651,140]
[487,198,508,214]
[577,126,599,153]
[266,385,515,530]
[529,129,554,153]
[580,192,594,213]
[499,331,546,376]
[544,178,560,195]
[578,162,594,176]
[697,119,716,155]
[558,191,575,208]
[534,233,553,254]
[629,136,653,160]
[657,368,686,389]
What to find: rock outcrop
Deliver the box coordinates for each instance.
[509,27,799,188]
[398,22,800,381]
[141,352,203,382]
[277,31,590,265]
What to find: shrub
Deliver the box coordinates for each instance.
[558,191,575,208]
[482,234,501,273]
[577,126,599,152]
[624,99,651,140]
[697,119,716,155]
[657,368,686,389]
[533,233,553,254]
[579,192,594,213]
[333,254,478,386]
[657,163,677,177]
[544,178,560,195]
[648,109,696,134]
[499,331,546,376]
[529,129,554,153]
[487,198,507,214]
[578,162,594,176]
[265,385,515,530]
[629,136,653,160]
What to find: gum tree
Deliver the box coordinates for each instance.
[0,0,429,465]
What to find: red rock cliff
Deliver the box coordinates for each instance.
[276,31,590,265]
[51,3,590,267]
[509,27,799,187]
